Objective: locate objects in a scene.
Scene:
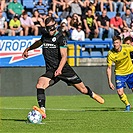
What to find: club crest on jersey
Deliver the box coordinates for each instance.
[52,37,56,42]
[123,52,126,56]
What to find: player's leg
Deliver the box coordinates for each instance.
[117,88,130,111]
[33,76,51,119]
[127,73,133,93]
[116,74,132,111]
[73,82,104,104]
[60,66,104,104]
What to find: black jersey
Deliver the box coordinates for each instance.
[41,30,69,70]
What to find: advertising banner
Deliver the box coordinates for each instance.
[0,36,45,67]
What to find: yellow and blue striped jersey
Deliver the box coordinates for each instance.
[107,44,133,75]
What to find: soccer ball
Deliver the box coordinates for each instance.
[27,110,42,124]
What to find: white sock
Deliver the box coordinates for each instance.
[41,107,46,112]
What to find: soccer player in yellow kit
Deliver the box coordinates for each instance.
[106,36,133,111]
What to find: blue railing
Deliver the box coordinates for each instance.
[0,36,113,67]
[67,39,113,66]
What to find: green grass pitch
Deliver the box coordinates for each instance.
[0,94,133,133]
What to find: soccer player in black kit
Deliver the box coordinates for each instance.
[22,17,104,119]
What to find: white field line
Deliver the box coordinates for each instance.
[0,107,133,112]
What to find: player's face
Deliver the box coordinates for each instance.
[46,21,56,36]
[113,40,121,51]
[125,40,132,46]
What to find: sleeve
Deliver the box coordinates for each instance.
[8,3,12,10]
[97,16,101,21]
[126,44,133,52]
[20,18,24,25]
[58,35,67,47]
[29,17,34,25]
[81,31,85,41]
[9,19,13,27]
[40,35,45,43]
[20,4,24,10]
[71,30,77,40]
[107,51,113,66]
[121,14,125,20]
[18,20,21,27]
[106,16,110,22]
[120,18,123,25]
[110,18,114,25]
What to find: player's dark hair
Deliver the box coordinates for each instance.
[113,36,121,42]
[123,36,132,43]
[45,17,55,26]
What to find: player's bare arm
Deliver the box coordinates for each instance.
[106,66,115,90]
[54,47,67,77]
[22,40,43,59]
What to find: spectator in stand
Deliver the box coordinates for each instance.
[123,0,132,11]
[130,0,133,12]
[0,0,6,11]
[0,9,12,36]
[8,0,24,19]
[71,23,85,41]
[32,10,45,35]
[99,0,113,12]
[112,0,124,12]
[83,8,99,39]
[122,8,133,31]
[110,12,123,37]
[67,0,84,16]
[20,11,38,36]
[58,20,70,40]
[97,9,112,39]
[67,13,82,31]
[82,0,97,16]
[4,0,12,12]
[60,0,70,20]
[44,8,59,22]
[9,14,23,36]
[33,0,48,16]
[119,26,131,40]
[52,0,66,14]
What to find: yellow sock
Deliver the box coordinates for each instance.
[119,93,130,106]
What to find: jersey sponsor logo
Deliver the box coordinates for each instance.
[43,43,56,48]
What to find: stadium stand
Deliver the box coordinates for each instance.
[90,51,102,57]
[82,51,90,57]
[23,0,34,10]
[103,51,108,57]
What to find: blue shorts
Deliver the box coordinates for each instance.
[115,73,133,89]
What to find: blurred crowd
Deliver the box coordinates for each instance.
[1,0,133,41]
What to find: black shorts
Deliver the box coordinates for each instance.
[41,65,82,86]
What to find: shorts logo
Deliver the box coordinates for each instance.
[116,80,121,83]
[67,75,78,80]
[116,80,122,87]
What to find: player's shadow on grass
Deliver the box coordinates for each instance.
[83,107,125,111]
[1,118,27,123]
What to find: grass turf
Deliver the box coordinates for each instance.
[0,94,133,133]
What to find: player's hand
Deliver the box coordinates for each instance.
[54,69,62,77]
[22,48,29,59]
[109,82,115,90]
